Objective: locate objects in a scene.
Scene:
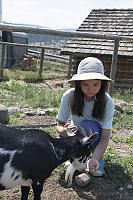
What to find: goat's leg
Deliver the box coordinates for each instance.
[32,181,44,200]
[65,164,76,186]
[21,186,30,200]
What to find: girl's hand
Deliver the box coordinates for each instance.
[86,158,99,173]
[56,122,77,137]
[65,123,77,135]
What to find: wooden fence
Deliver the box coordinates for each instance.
[0,23,133,96]
[27,49,69,64]
[0,40,69,78]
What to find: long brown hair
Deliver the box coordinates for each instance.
[70,80,108,120]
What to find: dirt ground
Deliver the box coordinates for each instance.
[0,113,132,200]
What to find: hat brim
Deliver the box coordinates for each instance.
[69,73,113,82]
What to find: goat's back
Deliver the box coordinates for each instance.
[0,125,51,149]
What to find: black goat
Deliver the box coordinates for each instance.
[0,125,97,200]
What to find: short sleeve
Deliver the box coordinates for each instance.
[56,89,73,123]
[101,94,115,129]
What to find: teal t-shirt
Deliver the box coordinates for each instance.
[56,88,114,129]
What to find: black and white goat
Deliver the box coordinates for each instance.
[0,125,97,200]
[65,128,95,186]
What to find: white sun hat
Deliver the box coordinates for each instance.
[69,57,113,82]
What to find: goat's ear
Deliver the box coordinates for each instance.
[80,132,99,145]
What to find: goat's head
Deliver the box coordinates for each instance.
[69,126,99,160]
[65,126,99,186]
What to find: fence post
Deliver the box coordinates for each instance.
[0,43,6,78]
[67,55,72,78]
[39,47,45,79]
[109,39,120,96]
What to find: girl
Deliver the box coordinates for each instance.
[56,57,114,176]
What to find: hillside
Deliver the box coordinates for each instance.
[27,33,68,46]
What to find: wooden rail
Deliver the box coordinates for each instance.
[1,24,133,42]
[27,49,69,64]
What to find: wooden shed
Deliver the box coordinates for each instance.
[61,9,133,89]
[2,31,28,68]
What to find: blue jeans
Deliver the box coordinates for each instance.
[59,120,101,148]
[78,120,101,148]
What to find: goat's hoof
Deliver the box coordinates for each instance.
[75,173,91,187]
[67,182,72,187]
[65,177,72,187]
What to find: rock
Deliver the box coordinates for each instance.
[130,130,133,136]
[115,102,128,113]
[127,184,133,190]
[36,109,46,116]
[25,110,36,116]
[43,108,56,114]
[22,108,36,116]
[75,173,91,187]
[7,106,22,115]
[119,187,124,191]
[0,105,9,124]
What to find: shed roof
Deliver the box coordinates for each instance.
[61,9,133,56]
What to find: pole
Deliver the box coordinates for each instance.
[109,39,120,96]
[39,47,45,79]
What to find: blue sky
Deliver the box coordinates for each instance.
[2,0,133,29]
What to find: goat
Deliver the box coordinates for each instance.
[65,128,95,186]
[0,125,97,200]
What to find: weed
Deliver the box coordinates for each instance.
[112,135,133,144]
[47,108,59,116]
[114,89,133,103]
[104,146,133,187]
[0,80,64,109]
[113,109,133,129]
[3,61,68,81]
[8,112,21,125]
[45,127,57,136]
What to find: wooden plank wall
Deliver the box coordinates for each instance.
[101,57,133,89]
[70,55,133,89]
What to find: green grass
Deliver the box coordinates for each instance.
[113,89,133,130]
[3,60,68,82]
[113,89,133,104]
[112,135,133,144]
[0,80,64,109]
[8,112,21,125]
[113,109,133,129]
[104,146,133,187]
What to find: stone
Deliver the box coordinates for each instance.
[119,187,124,191]
[22,108,36,116]
[127,184,133,190]
[43,108,56,114]
[0,105,9,124]
[75,173,91,187]
[36,109,46,116]
[7,106,22,115]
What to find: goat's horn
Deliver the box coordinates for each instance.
[88,128,93,136]
[77,126,86,137]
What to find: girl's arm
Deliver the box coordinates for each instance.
[87,128,110,172]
